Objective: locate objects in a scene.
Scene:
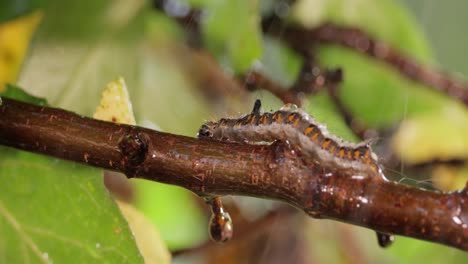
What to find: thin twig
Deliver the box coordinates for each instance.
[243,70,301,106]
[323,68,375,140]
[264,19,468,106]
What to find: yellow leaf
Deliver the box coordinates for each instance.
[117,201,171,264]
[0,11,42,91]
[431,165,468,191]
[392,105,468,164]
[93,77,136,125]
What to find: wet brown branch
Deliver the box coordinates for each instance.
[1,97,468,251]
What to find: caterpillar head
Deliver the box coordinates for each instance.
[197,121,216,138]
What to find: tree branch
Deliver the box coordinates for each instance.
[264,19,468,106]
[1,97,467,251]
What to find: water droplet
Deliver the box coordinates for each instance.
[209,209,233,243]
[205,196,233,243]
[358,196,369,204]
[453,215,462,225]
[351,175,365,180]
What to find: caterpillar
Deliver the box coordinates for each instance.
[198,100,392,247]
[198,100,383,177]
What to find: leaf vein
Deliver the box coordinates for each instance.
[0,200,51,264]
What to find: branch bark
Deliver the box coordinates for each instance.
[1,97,467,251]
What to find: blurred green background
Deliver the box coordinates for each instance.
[0,0,467,263]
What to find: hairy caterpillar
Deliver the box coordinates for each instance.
[198,100,383,177]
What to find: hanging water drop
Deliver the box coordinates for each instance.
[205,196,233,243]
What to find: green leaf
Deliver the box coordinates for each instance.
[0,0,42,23]
[17,1,148,115]
[261,37,302,87]
[319,46,454,128]
[133,180,208,250]
[305,91,358,142]
[37,0,119,40]
[388,236,467,264]
[0,150,143,263]
[203,0,262,72]
[2,84,47,105]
